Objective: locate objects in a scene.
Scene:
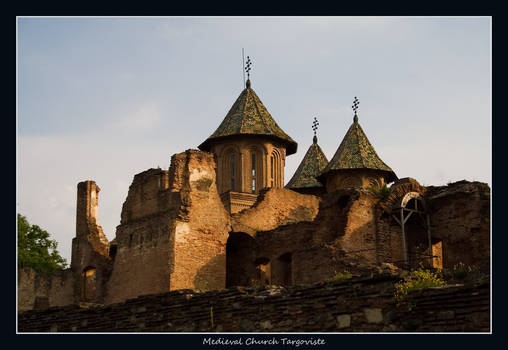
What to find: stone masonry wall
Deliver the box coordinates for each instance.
[18,267,75,312]
[18,275,489,332]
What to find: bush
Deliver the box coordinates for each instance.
[394,264,446,306]
[326,270,353,283]
[452,262,470,280]
[367,184,391,202]
[447,262,487,284]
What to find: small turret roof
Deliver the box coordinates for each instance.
[286,136,329,189]
[319,115,397,183]
[198,80,298,155]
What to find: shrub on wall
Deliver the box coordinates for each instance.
[394,264,446,306]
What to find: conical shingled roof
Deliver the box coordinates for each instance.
[286,136,329,189]
[198,80,298,155]
[319,115,397,183]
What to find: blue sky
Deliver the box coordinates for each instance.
[17,17,491,262]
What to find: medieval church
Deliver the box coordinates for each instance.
[18,74,490,311]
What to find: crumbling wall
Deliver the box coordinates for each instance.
[106,150,230,303]
[375,179,490,271]
[105,168,177,304]
[171,150,231,291]
[18,267,75,312]
[75,181,109,257]
[251,187,381,286]
[426,181,490,271]
[232,188,320,236]
[337,190,379,263]
[72,180,113,305]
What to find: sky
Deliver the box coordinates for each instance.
[17,17,491,263]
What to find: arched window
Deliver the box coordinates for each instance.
[230,153,236,191]
[271,149,282,188]
[82,267,96,301]
[222,147,239,193]
[270,156,274,187]
[251,152,256,193]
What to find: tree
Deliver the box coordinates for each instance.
[18,214,68,274]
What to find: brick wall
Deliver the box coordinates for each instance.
[426,181,490,271]
[18,267,75,312]
[18,275,489,332]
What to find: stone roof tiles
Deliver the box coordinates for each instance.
[198,80,298,155]
[319,116,397,183]
[286,136,329,189]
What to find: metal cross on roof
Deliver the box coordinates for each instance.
[245,56,252,80]
[352,96,360,115]
[312,117,319,136]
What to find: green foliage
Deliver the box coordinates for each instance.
[452,262,470,280]
[394,264,446,306]
[326,270,353,283]
[447,262,487,284]
[367,184,391,202]
[17,214,67,274]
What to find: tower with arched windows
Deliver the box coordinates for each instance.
[198,79,297,213]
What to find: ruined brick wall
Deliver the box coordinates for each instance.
[375,179,490,271]
[232,188,320,236]
[337,190,378,263]
[72,180,113,304]
[105,168,177,304]
[18,267,75,312]
[171,150,231,291]
[106,150,230,303]
[75,181,109,257]
[426,181,490,271]
[18,275,490,332]
[251,188,380,286]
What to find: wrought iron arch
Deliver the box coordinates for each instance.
[391,192,433,269]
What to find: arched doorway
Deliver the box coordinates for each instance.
[254,257,271,285]
[271,252,292,285]
[226,232,256,287]
[391,192,437,269]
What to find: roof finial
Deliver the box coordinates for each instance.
[245,56,252,88]
[352,96,359,123]
[312,117,319,143]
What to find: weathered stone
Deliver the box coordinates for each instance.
[260,320,273,329]
[336,314,351,329]
[364,308,383,323]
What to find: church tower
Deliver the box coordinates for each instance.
[198,76,297,213]
[318,97,397,192]
[286,117,329,196]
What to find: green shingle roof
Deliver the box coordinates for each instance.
[319,115,397,183]
[286,136,329,189]
[198,80,298,155]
